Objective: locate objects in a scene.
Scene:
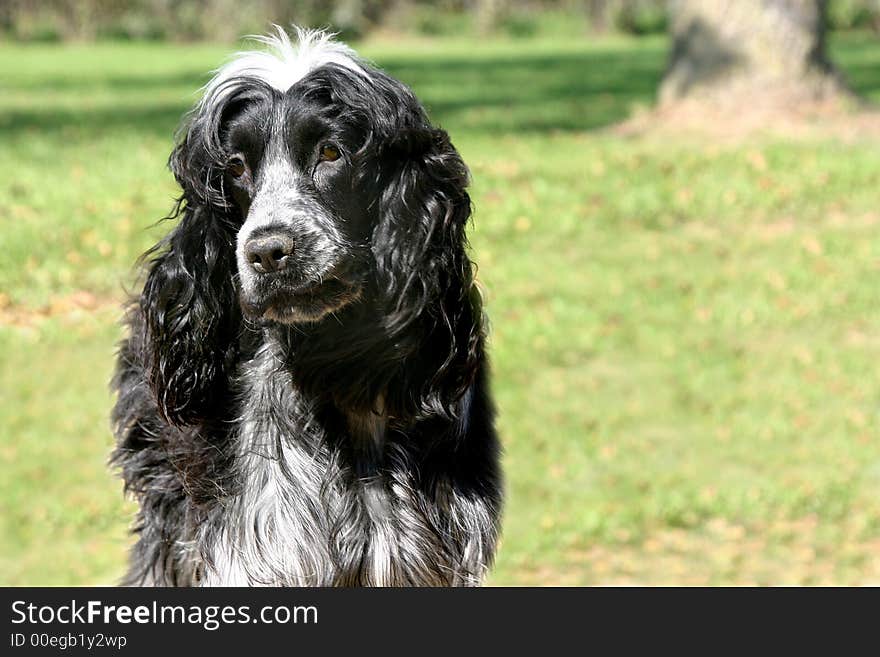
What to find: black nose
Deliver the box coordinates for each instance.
[244,233,295,274]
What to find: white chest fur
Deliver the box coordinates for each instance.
[198,342,401,586]
[197,339,490,586]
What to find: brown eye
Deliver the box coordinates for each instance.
[227,155,247,178]
[320,144,340,162]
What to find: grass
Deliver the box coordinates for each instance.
[3,31,880,585]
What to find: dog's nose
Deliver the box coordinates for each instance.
[244,234,295,274]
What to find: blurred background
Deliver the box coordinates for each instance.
[2,0,880,585]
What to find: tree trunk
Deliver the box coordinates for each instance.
[475,0,502,35]
[585,0,611,33]
[660,0,848,109]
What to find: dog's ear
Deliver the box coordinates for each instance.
[373,111,484,419]
[138,203,239,426]
[136,109,240,426]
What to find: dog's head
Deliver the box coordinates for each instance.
[137,27,481,424]
[170,27,470,325]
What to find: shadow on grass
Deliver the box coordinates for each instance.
[840,62,880,101]
[0,45,667,139]
[830,32,880,101]
[0,103,192,138]
[3,34,880,141]
[5,70,211,92]
[383,48,664,133]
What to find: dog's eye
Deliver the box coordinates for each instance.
[319,144,340,162]
[227,155,247,178]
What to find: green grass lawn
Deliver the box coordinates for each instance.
[3,32,880,585]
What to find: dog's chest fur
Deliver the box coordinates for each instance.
[196,339,484,586]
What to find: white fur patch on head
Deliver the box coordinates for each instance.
[201,25,364,106]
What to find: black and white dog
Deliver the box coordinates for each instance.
[111,27,502,586]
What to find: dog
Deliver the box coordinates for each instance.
[111,27,502,586]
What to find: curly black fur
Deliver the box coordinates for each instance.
[111,27,501,586]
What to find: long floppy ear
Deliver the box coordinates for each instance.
[135,110,240,427]
[373,119,485,419]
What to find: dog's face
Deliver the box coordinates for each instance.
[165,27,473,332]
[221,82,371,324]
[139,29,478,424]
